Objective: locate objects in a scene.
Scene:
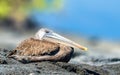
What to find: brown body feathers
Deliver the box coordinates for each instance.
[9,38,74,63]
[13,38,60,56]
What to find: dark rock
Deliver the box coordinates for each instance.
[0,48,120,75]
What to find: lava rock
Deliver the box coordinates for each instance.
[0,48,120,75]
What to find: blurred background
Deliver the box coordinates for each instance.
[0,0,120,65]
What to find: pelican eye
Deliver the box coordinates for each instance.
[45,30,50,33]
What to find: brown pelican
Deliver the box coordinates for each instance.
[8,28,87,63]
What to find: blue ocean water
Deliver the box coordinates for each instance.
[31,0,120,40]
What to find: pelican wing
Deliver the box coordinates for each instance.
[12,38,60,56]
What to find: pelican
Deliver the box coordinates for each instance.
[8,28,87,63]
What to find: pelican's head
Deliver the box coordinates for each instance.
[35,28,87,51]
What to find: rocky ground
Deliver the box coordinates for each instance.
[0,49,120,75]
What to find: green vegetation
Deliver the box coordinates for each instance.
[0,0,63,18]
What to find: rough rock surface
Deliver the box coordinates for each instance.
[0,48,120,75]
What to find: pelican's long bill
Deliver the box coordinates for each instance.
[38,29,88,51]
